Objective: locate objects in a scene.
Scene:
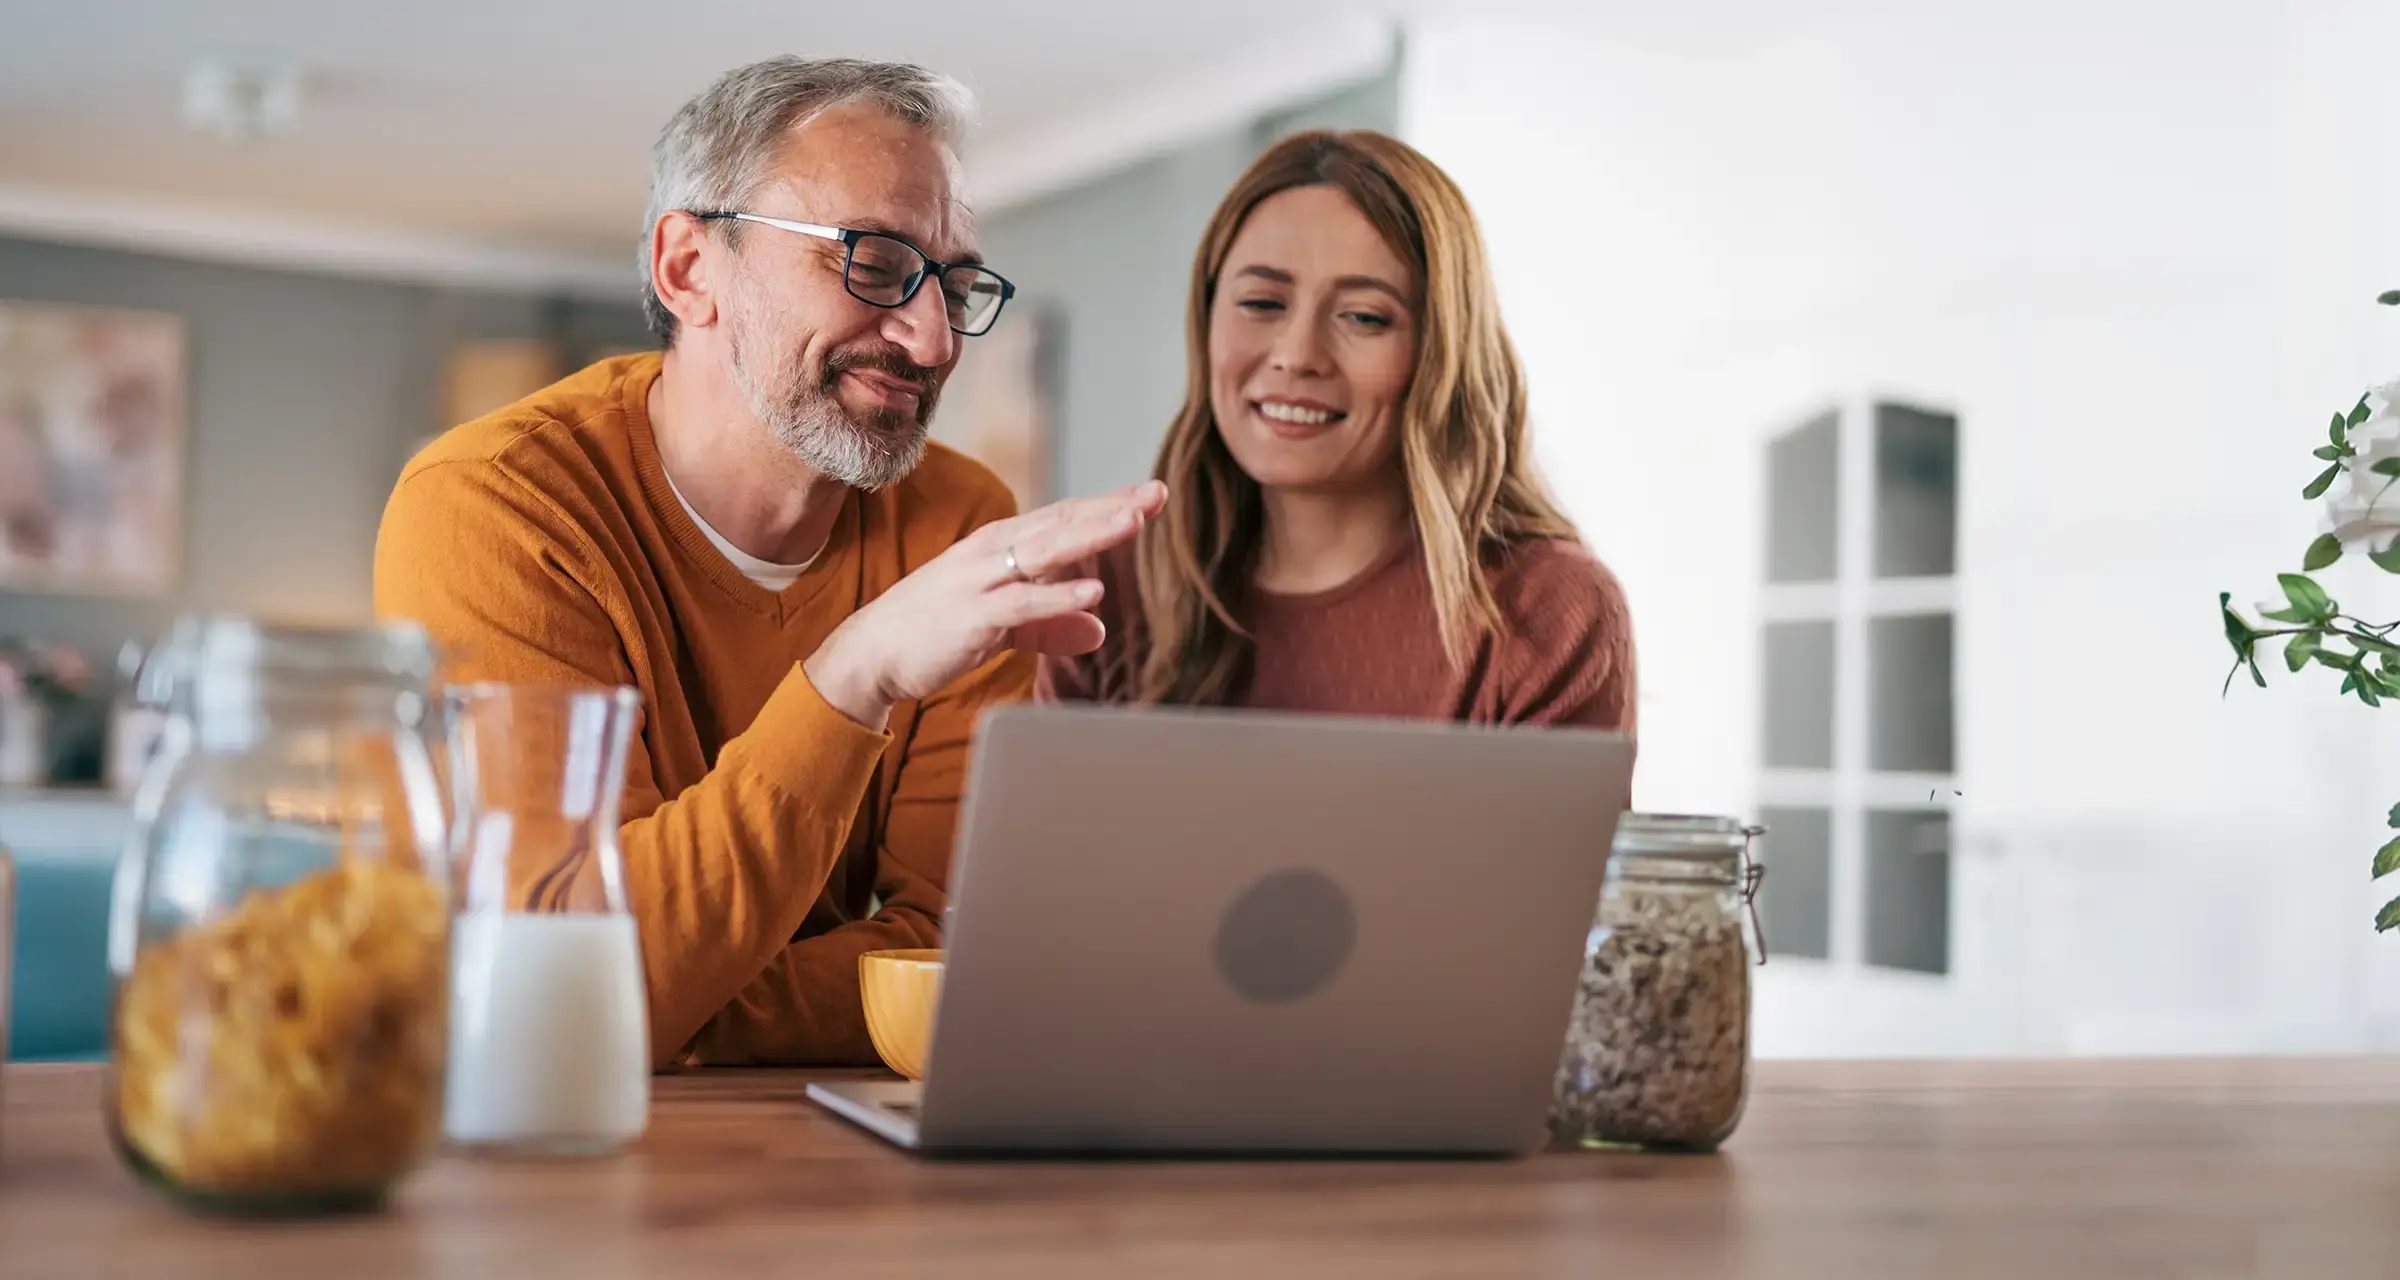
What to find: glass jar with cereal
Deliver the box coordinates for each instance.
[105,617,450,1215]
[1548,813,1764,1152]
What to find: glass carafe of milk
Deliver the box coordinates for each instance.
[441,683,649,1156]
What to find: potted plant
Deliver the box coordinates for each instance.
[2219,289,2400,930]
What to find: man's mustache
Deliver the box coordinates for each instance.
[822,345,935,396]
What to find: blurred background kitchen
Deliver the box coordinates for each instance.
[3,0,2398,1064]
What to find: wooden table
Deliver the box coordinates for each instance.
[3,1059,2397,1277]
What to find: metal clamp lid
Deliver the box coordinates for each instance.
[1738,824,1767,966]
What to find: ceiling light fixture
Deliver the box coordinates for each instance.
[183,51,303,147]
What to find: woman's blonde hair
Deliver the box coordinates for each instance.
[1127,129,1577,706]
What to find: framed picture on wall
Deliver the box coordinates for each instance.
[0,301,186,596]
[934,303,1060,510]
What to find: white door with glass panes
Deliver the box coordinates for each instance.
[1749,395,2020,1057]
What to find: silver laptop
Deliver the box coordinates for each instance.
[807,704,1633,1156]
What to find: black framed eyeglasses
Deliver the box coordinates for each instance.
[690,211,1016,337]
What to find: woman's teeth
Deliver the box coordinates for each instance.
[1258,402,1340,425]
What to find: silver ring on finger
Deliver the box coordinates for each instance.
[1003,544,1029,583]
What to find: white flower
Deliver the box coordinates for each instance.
[2325,375,2400,550]
[2373,379,2400,419]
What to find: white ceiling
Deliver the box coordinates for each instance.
[0,0,1409,290]
[0,0,1868,295]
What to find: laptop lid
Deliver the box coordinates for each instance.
[915,705,1633,1155]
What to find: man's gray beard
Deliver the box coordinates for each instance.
[730,319,932,492]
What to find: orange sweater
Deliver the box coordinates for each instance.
[375,353,1030,1067]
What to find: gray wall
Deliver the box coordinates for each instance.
[979,67,1401,500]
[0,60,1399,666]
[0,236,648,662]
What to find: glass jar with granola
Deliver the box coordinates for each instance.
[105,617,450,1214]
[1548,814,1764,1152]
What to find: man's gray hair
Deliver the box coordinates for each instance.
[640,56,977,344]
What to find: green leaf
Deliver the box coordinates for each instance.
[2342,672,2360,695]
[2316,444,2346,461]
[2220,592,2255,645]
[2371,540,2400,575]
[2374,458,2400,477]
[2305,464,2343,499]
[2278,573,2334,622]
[2333,413,2352,447]
[2261,606,2314,623]
[2349,395,2374,428]
[2359,679,2381,707]
[2377,837,2400,879]
[2381,290,2400,306]
[2314,647,2357,671]
[2220,594,2271,695]
[2354,632,2400,655]
[2386,800,2400,828]
[2379,896,2400,932]
[2304,533,2344,569]
[2286,631,2322,671]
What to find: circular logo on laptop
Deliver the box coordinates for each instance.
[1214,868,1356,1004]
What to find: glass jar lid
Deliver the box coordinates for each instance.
[131,615,442,738]
[1610,812,1770,964]
[135,615,437,698]
[1612,813,1755,870]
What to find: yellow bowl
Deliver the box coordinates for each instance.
[860,949,945,1081]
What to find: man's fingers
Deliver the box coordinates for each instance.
[1011,611,1108,657]
[1015,480,1165,536]
[986,578,1106,630]
[1006,486,1166,583]
[979,480,1156,559]
[1125,478,1168,517]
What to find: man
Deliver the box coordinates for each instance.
[375,57,1164,1066]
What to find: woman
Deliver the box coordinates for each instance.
[1040,130,1635,729]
